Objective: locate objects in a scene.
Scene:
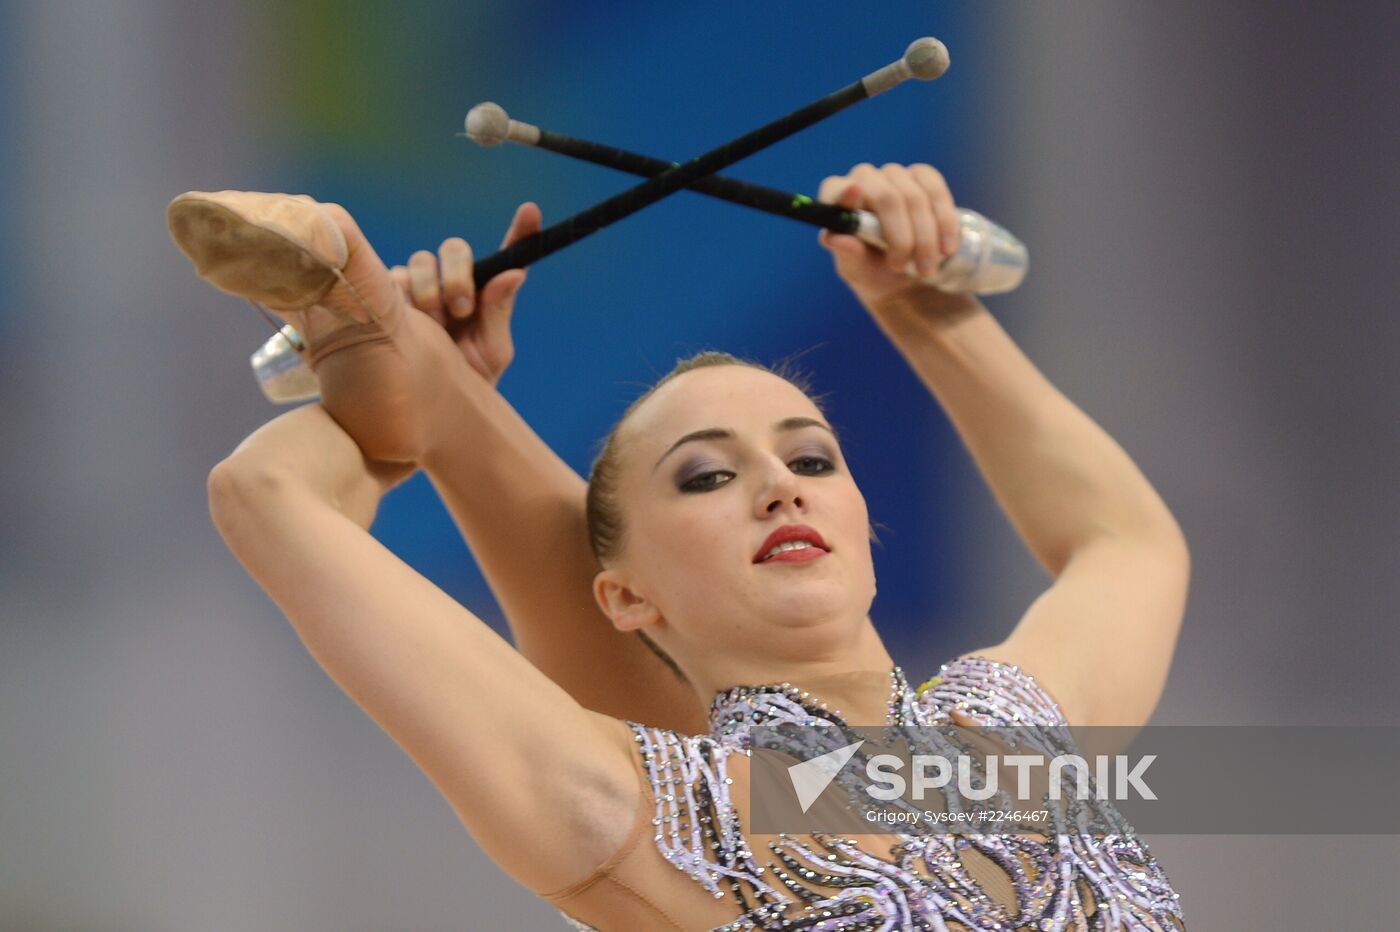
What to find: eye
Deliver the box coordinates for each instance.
[789,455,835,475]
[679,469,735,493]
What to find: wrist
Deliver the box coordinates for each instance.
[418,358,498,475]
[863,283,984,343]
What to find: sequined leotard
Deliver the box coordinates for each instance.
[545,657,1184,930]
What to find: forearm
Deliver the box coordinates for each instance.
[867,287,1185,576]
[419,363,593,616]
[417,364,705,731]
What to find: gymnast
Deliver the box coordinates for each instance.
[170,156,1190,928]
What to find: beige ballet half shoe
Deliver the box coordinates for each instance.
[167,190,350,311]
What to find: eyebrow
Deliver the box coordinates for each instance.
[651,416,837,473]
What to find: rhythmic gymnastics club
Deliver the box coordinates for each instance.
[464,101,863,236]
[455,37,950,339]
[464,96,1027,295]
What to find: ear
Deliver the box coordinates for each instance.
[593,568,661,633]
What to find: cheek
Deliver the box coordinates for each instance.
[837,486,877,569]
[679,509,737,574]
[836,481,871,530]
[633,502,741,589]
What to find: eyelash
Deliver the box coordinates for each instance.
[679,455,836,493]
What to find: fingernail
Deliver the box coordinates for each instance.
[917,258,935,279]
[942,234,959,256]
[451,296,473,318]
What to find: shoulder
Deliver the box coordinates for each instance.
[914,654,1068,727]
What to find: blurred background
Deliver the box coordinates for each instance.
[1,1,1396,928]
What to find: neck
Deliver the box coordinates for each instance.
[687,618,897,726]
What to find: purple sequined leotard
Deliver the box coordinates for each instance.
[548,657,1184,931]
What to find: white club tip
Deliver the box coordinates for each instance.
[465,102,510,146]
[904,37,950,80]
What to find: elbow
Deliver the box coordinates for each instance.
[207,456,294,537]
[1049,516,1190,582]
[1124,495,1191,580]
[1128,514,1192,599]
[1142,499,1189,551]
[1155,513,1192,584]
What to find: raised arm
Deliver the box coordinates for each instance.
[380,206,705,733]
[206,401,640,893]
[818,164,1190,727]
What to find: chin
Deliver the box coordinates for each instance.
[758,587,860,629]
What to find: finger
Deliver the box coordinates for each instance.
[459,202,539,370]
[885,164,939,279]
[500,201,543,249]
[854,164,912,273]
[390,265,412,300]
[818,174,853,205]
[456,202,540,345]
[835,180,864,210]
[477,268,526,377]
[438,237,475,320]
[818,229,868,258]
[392,264,443,325]
[911,163,960,257]
[407,249,444,315]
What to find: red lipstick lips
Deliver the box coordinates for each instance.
[753,524,830,564]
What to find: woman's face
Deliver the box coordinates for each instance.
[598,365,877,661]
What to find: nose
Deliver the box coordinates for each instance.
[754,457,805,518]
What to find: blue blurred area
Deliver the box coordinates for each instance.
[273,2,985,647]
